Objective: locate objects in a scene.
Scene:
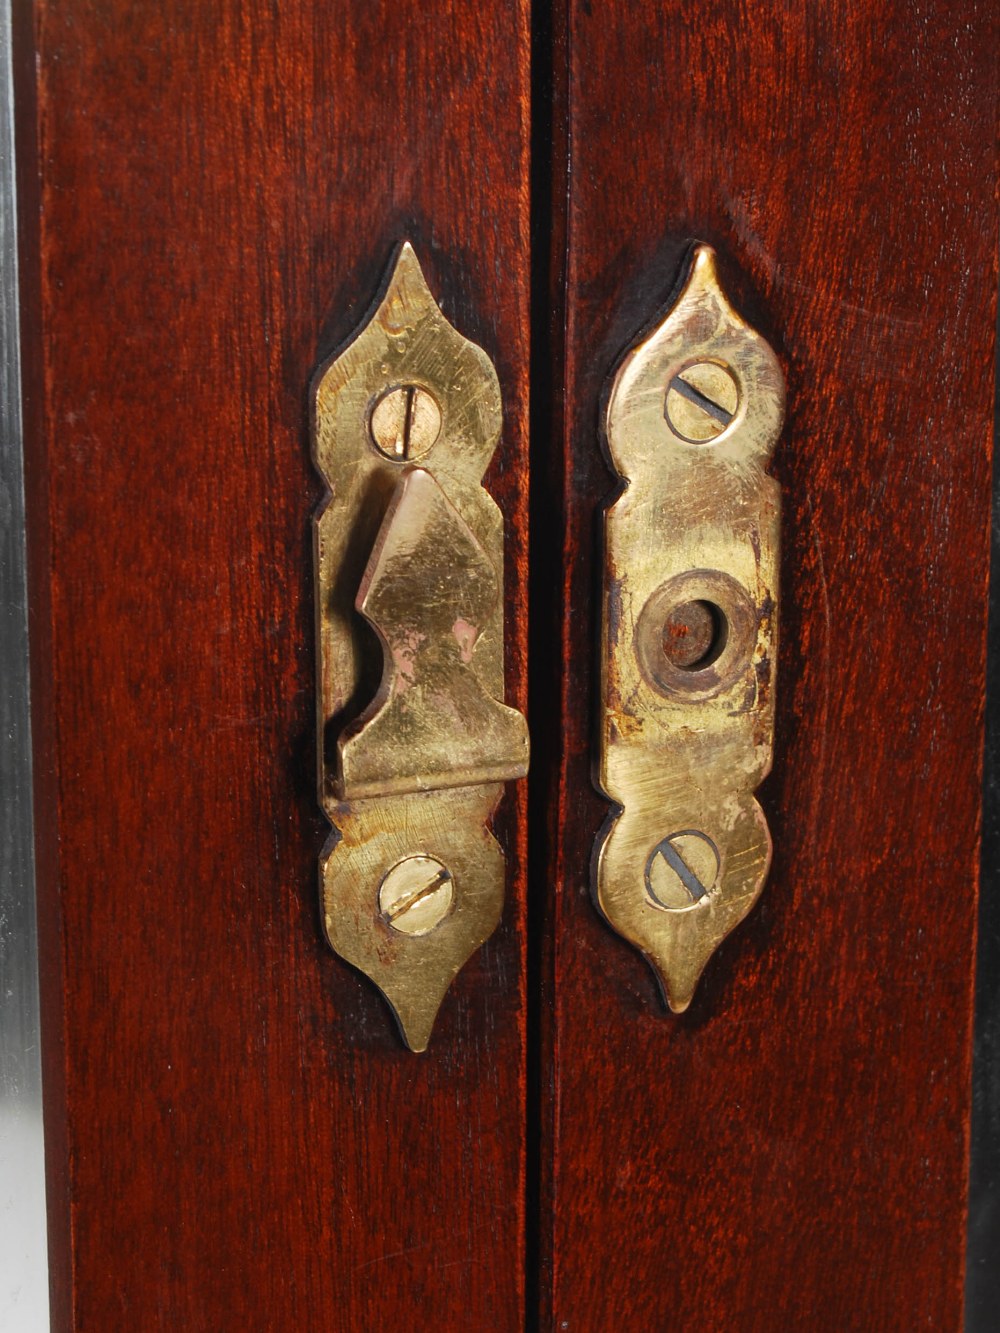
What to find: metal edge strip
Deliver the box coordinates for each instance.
[966,271,1000,1332]
[0,0,49,1326]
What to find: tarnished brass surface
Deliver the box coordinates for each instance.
[597,245,784,1012]
[313,243,528,1050]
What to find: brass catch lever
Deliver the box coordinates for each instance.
[337,465,528,800]
[312,243,528,1051]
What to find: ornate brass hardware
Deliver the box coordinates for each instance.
[312,243,528,1051]
[596,245,783,1012]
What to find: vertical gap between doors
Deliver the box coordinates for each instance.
[525,0,567,1327]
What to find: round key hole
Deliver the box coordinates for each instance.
[661,599,728,671]
[635,570,758,701]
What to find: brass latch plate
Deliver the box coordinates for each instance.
[312,244,528,1050]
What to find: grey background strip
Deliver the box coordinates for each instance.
[0,0,49,1326]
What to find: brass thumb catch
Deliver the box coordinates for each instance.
[338,466,528,800]
[312,243,528,1052]
[596,245,784,1012]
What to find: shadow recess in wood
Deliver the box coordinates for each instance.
[595,245,784,1012]
[312,243,529,1051]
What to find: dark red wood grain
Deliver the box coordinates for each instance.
[17,2,530,1328]
[538,2,998,1328]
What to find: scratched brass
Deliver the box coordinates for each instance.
[313,242,528,1051]
[596,245,784,1012]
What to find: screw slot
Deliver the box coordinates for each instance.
[645,831,720,912]
[378,855,454,936]
[369,384,442,461]
[665,361,739,443]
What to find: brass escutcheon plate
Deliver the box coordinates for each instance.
[596,245,784,1012]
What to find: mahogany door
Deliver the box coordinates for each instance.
[535,4,998,1330]
[16,3,532,1328]
[11,0,996,1329]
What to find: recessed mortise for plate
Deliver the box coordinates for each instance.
[312,243,528,1051]
[595,245,784,1012]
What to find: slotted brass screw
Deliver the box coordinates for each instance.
[370,385,442,460]
[378,856,454,936]
[665,362,739,443]
[646,832,720,910]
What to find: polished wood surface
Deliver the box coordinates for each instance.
[16,0,997,1327]
[537,1,998,1327]
[17,3,530,1327]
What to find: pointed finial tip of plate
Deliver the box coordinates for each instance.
[656,960,702,1015]
[382,239,438,316]
[393,238,424,279]
[687,242,721,291]
[394,1006,436,1054]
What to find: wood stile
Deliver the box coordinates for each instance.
[16,2,530,1328]
[537,1,998,1328]
[10,0,998,1328]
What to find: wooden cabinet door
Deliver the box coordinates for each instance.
[535,3,997,1329]
[16,3,531,1328]
[12,1,996,1329]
